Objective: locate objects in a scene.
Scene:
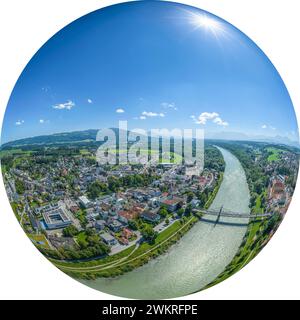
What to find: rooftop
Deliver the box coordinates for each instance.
[100,233,115,242]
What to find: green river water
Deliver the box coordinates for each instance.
[80,147,250,298]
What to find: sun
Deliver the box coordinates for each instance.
[193,15,219,28]
[179,9,228,40]
[189,11,223,32]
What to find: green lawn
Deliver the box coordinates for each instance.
[79,149,91,155]
[53,216,197,275]
[75,232,89,247]
[266,147,282,162]
[103,148,183,164]
[28,234,50,249]
[253,190,266,214]
[52,244,136,268]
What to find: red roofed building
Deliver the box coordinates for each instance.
[118,209,140,223]
[161,197,183,212]
[122,228,133,239]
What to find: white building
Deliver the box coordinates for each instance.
[78,196,91,208]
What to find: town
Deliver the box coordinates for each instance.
[2,143,223,263]
[1,139,298,278]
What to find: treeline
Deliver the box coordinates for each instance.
[217,142,268,211]
[40,229,110,261]
[204,145,225,172]
[87,173,159,199]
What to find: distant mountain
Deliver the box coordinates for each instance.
[1,129,99,149]
[205,131,300,148]
[1,128,144,149]
[1,128,299,149]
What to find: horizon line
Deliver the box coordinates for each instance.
[1,127,299,149]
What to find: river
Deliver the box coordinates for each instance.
[80,147,250,299]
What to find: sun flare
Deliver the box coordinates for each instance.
[189,11,223,32]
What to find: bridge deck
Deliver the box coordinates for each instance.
[193,209,273,219]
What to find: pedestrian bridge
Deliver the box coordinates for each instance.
[193,207,275,220]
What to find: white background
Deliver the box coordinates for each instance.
[0,0,299,300]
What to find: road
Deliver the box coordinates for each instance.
[55,216,195,273]
[109,230,142,255]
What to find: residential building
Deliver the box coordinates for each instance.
[100,233,117,246]
[141,211,160,223]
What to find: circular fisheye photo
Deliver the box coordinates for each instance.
[1,1,299,299]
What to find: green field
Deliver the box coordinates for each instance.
[28,234,51,249]
[253,190,267,214]
[104,148,183,164]
[79,149,91,155]
[266,147,283,162]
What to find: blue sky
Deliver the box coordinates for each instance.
[1,0,298,144]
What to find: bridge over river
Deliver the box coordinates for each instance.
[81,147,257,299]
[193,207,274,220]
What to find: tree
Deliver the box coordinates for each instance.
[87,234,101,246]
[77,237,89,249]
[63,225,79,237]
[128,220,138,230]
[187,192,194,203]
[159,206,168,218]
[108,176,121,192]
[198,192,207,206]
[141,224,157,244]
[177,208,185,217]
[87,180,108,199]
[15,178,25,195]
[185,204,192,216]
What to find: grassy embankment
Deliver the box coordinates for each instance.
[204,172,223,209]
[204,213,282,289]
[51,172,224,279]
[204,148,281,289]
[53,216,198,279]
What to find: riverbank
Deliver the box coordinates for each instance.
[204,209,282,290]
[204,172,223,209]
[53,170,224,279]
[55,215,198,279]
[204,143,286,290]
[79,147,250,299]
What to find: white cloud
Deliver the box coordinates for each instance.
[161,102,177,110]
[15,120,24,126]
[39,119,45,124]
[140,116,146,120]
[87,98,93,104]
[262,124,276,130]
[198,112,219,124]
[213,117,229,127]
[53,100,75,110]
[191,112,228,126]
[142,111,165,118]
[116,108,125,113]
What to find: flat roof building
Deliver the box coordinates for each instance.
[100,233,117,246]
[141,211,160,223]
[79,196,91,208]
[42,207,72,230]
